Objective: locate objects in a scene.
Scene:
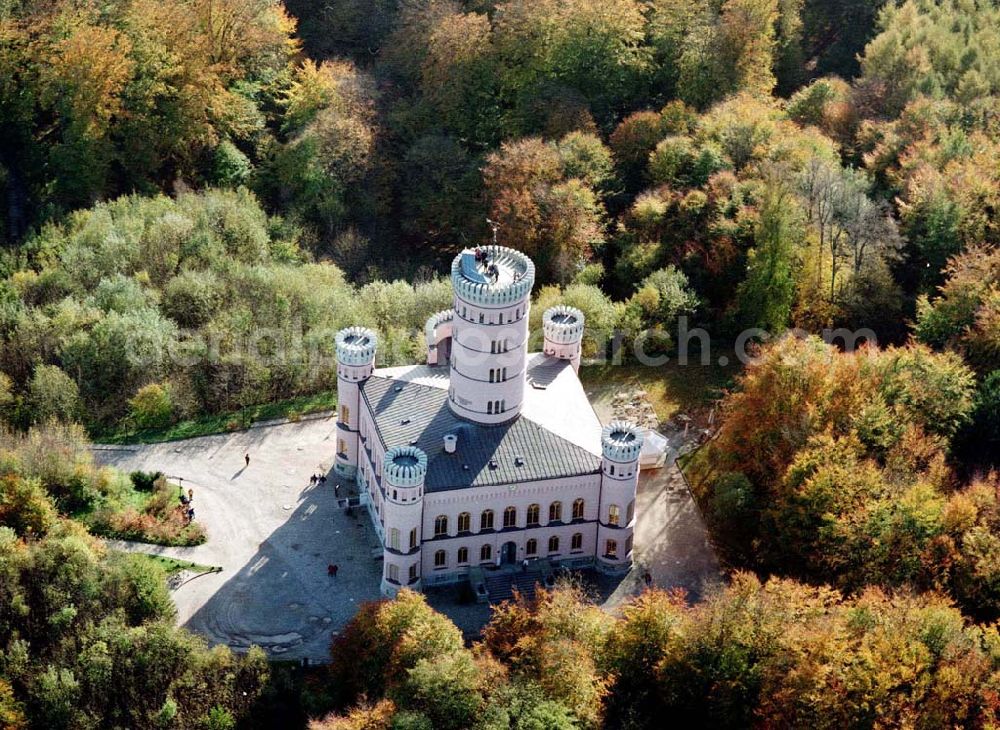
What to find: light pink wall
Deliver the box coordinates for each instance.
[419,473,602,579]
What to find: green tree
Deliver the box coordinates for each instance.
[27,365,79,423]
[128,382,174,431]
[733,179,802,332]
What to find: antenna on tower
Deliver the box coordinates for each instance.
[486,218,499,245]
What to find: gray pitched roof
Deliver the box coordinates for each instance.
[361,374,602,492]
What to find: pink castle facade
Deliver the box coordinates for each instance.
[334,246,642,597]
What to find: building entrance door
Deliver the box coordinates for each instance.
[501,541,517,565]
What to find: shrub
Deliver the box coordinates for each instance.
[128,383,174,431]
[129,470,162,493]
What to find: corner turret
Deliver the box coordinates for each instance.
[597,421,643,575]
[334,326,377,479]
[542,305,585,372]
[381,445,427,596]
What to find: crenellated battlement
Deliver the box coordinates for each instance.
[601,421,644,462]
[450,245,535,307]
[384,445,428,487]
[335,326,377,366]
[543,305,585,344]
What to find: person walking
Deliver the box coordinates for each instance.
[244,453,250,467]
[331,564,339,578]
[310,474,317,486]
[319,474,327,486]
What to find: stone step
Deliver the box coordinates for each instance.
[484,571,543,605]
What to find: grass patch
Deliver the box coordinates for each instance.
[128,552,218,576]
[580,358,738,424]
[94,390,337,445]
[86,474,207,546]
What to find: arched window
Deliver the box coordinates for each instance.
[605,539,618,558]
[526,538,537,556]
[434,550,446,567]
[389,528,400,551]
[409,528,417,549]
[571,532,583,550]
[480,544,492,562]
[608,504,620,527]
[548,535,560,553]
[526,503,540,527]
[503,506,517,528]
[572,498,585,520]
[626,500,635,524]
[549,501,562,523]
[457,547,469,564]
[481,509,494,530]
[457,512,471,533]
[434,515,448,537]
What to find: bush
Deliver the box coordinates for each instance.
[129,470,162,493]
[27,365,80,424]
[128,383,174,431]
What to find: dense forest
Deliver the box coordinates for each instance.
[2,0,1000,726]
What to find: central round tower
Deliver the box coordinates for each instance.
[448,246,535,424]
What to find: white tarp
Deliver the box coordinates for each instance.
[639,429,669,469]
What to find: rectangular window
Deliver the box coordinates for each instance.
[340,405,349,423]
[526,504,540,527]
[434,550,446,567]
[458,547,469,564]
[338,438,346,456]
[410,528,417,549]
[571,533,582,550]
[387,564,399,583]
[606,540,618,558]
[409,564,417,582]
[609,505,620,527]
[390,528,400,551]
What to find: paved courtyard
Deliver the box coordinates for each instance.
[94,416,384,662]
[94,416,720,661]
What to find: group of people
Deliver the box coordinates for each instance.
[309,473,327,486]
[473,247,500,283]
[178,486,195,523]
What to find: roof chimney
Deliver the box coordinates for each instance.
[443,433,457,454]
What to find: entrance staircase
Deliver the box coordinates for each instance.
[484,572,541,604]
[481,560,556,604]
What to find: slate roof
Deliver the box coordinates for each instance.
[361,373,602,493]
